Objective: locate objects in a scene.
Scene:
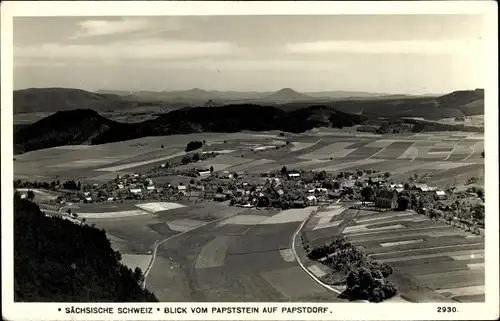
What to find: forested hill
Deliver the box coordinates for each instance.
[14,105,366,154]
[13,88,138,114]
[14,195,158,302]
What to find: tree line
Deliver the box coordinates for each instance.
[14,179,82,191]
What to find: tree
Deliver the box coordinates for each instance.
[397,196,410,211]
[185,141,203,152]
[210,166,214,173]
[384,172,391,178]
[380,264,393,278]
[77,181,82,191]
[189,179,195,185]
[481,151,484,158]
[476,188,484,198]
[14,190,22,202]
[333,181,341,190]
[181,155,191,165]
[216,186,224,194]
[281,166,288,175]
[472,204,485,222]
[257,196,270,208]
[192,153,200,162]
[133,267,145,283]
[315,171,327,181]
[404,183,410,190]
[161,144,164,149]
[27,190,35,201]
[361,186,375,204]
[233,172,238,179]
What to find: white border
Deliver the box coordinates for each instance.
[1,1,498,320]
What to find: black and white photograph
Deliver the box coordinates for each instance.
[2,1,498,320]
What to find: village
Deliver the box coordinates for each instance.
[15,159,485,233]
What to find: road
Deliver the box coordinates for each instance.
[143,207,344,302]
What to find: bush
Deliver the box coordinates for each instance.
[397,196,410,211]
[344,267,398,302]
[307,243,333,260]
[185,141,203,152]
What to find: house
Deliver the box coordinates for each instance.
[213,193,227,201]
[146,185,156,191]
[315,188,328,194]
[435,190,447,200]
[220,171,231,179]
[235,189,245,196]
[177,185,187,192]
[288,173,301,179]
[198,170,212,178]
[413,184,430,192]
[293,200,306,208]
[375,190,398,209]
[129,188,142,195]
[306,195,317,205]
[343,180,355,188]
[370,177,385,183]
[394,187,405,193]
[107,197,115,201]
[84,196,93,203]
[117,184,124,189]
[187,191,203,198]
[277,189,285,197]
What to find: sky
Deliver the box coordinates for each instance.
[13,15,487,94]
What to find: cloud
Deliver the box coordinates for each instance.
[150,59,343,71]
[68,17,184,39]
[285,39,484,56]
[15,39,240,61]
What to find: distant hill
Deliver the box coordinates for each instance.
[97,88,394,103]
[278,89,485,120]
[14,105,366,153]
[14,195,158,302]
[437,89,485,116]
[14,109,130,154]
[304,91,390,99]
[263,88,312,102]
[15,87,484,122]
[13,88,138,114]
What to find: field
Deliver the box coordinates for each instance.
[15,129,485,302]
[304,207,485,303]
[15,131,484,192]
[76,199,344,302]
